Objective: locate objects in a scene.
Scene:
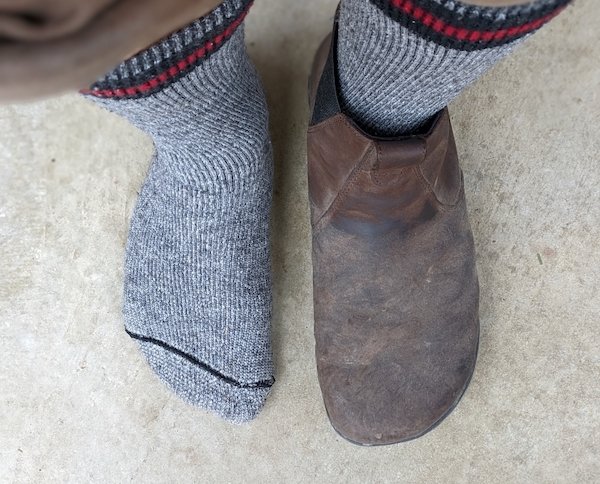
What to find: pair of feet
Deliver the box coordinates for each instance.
[82,0,563,445]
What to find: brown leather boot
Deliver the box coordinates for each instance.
[307,18,480,446]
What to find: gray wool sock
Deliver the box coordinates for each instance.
[83,0,274,423]
[337,0,571,136]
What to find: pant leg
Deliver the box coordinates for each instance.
[0,0,223,102]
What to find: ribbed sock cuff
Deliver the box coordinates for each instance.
[370,0,572,50]
[82,0,253,99]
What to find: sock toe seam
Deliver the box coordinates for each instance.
[125,329,275,390]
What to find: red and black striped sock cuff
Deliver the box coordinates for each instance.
[82,0,253,99]
[370,0,572,51]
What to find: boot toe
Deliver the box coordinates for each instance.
[318,321,479,445]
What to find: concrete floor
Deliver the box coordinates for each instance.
[1,0,599,482]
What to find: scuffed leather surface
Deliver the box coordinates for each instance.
[307,114,372,227]
[308,32,480,445]
[0,0,222,101]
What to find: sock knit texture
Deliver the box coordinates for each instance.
[337,0,572,136]
[84,0,275,424]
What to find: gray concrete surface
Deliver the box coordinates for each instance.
[1,1,598,482]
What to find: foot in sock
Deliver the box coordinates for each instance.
[337,0,572,136]
[83,0,274,423]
